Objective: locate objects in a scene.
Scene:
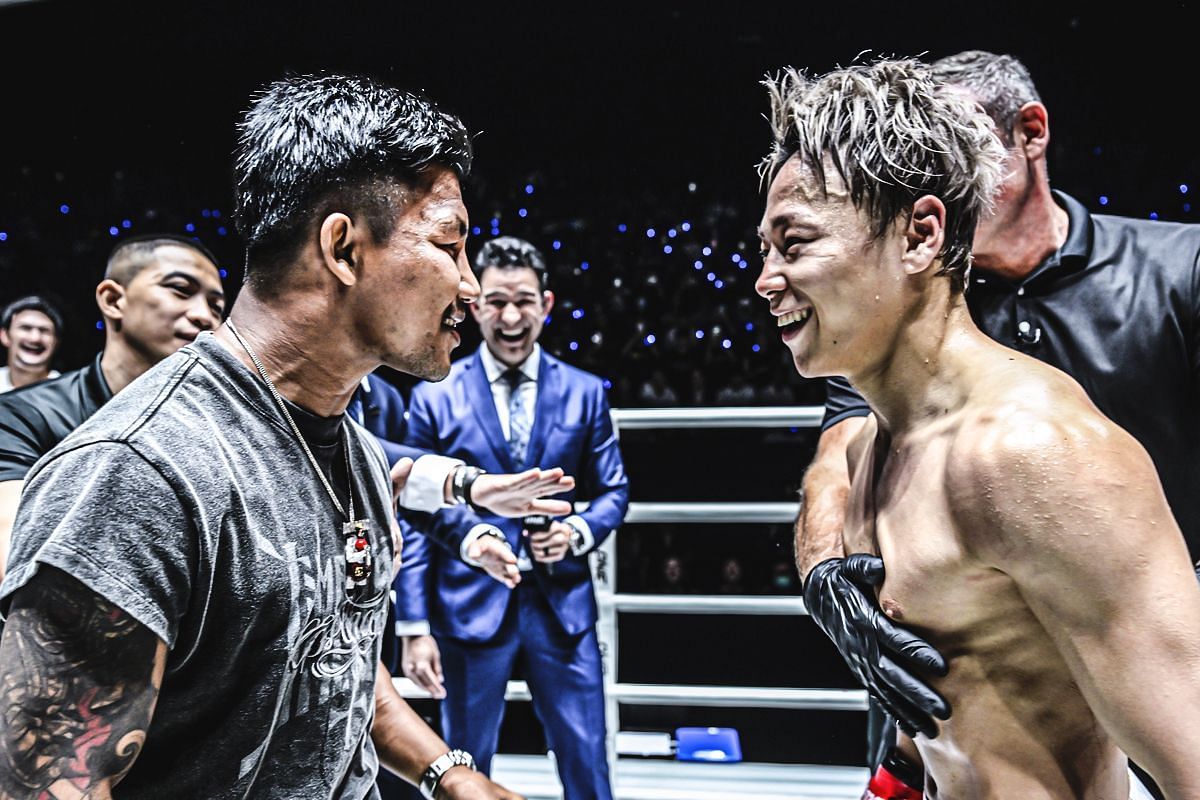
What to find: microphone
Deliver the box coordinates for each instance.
[1016,320,1042,345]
[523,513,554,575]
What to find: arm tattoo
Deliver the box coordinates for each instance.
[0,566,162,798]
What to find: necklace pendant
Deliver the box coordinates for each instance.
[344,519,373,589]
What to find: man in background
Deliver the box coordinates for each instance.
[0,295,63,392]
[399,236,629,800]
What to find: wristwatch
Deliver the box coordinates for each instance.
[450,465,483,506]
[565,520,587,554]
[420,748,476,799]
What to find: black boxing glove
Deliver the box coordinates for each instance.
[803,553,951,738]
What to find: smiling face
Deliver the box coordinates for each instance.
[755,153,909,380]
[114,245,225,362]
[471,265,553,367]
[352,166,479,381]
[1,309,58,373]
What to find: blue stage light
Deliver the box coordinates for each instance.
[59,204,70,214]
[572,309,584,320]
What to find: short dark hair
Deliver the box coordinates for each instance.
[1,295,63,335]
[234,73,473,287]
[474,236,549,290]
[105,234,221,286]
[931,51,1042,145]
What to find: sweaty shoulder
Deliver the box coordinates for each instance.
[944,364,1155,561]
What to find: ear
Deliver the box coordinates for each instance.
[1012,101,1049,161]
[902,195,946,277]
[0,329,9,348]
[318,213,360,288]
[95,279,127,329]
[540,289,555,317]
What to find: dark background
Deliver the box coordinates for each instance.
[2,0,1197,768]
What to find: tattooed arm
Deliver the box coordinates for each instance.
[0,566,167,799]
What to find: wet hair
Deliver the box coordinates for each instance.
[932,51,1042,145]
[234,73,473,289]
[760,58,1005,293]
[474,236,549,290]
[104,234,220,286]
[1,295,64,336]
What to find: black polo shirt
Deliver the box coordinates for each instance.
[0,354,113,482]
[823,191,1200,557]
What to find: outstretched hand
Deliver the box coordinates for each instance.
[471,468,575,518]
[803,553,951,738]
[466,536,521,589]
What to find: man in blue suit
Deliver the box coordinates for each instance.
[398,236,629,800]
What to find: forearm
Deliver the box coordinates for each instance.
[371,660,453,784]
[0,567,165,798]
[795,416,866,579]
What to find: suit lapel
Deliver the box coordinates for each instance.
[523,355,559,469]
[466,350,517,472]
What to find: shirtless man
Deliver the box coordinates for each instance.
[754,59,1200,798]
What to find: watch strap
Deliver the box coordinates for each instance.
[419,748,476,799]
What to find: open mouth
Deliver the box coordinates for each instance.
[441,306,465,337]
[17,343,46,356]
[496,328,528,344]
[776,307,813,336]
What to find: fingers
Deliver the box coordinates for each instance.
[410,661,446,699]
[526,498,573,516]
[481,555,520,588]
[875,652,951,731]
[525,528,569,563]
[841,553,886,586]
[389,457,414,503]
[873,613,949,676]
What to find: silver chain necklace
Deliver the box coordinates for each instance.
[226,320,374,593]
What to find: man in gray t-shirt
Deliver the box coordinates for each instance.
[2,334,393,798]
[0,75,526,799]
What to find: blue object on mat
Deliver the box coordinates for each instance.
[674,727,743,762]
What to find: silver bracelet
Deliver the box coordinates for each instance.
[419,748,476,799]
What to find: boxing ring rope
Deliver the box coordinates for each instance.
[394,406,872,797]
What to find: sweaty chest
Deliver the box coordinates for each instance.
[843,440,1003,639]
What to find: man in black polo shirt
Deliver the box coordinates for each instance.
[0,234,226,578]
[794,50,1200,777]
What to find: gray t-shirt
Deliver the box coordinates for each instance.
[0,333,395,799]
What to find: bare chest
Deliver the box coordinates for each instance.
[843,437,1014,640]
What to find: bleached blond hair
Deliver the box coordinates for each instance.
[760,58,1005,292]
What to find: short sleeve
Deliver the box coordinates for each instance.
[0,441,196,647]
[821,376,871,431]
[0,397,52,482]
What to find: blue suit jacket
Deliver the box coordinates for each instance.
[398,348,629,641]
